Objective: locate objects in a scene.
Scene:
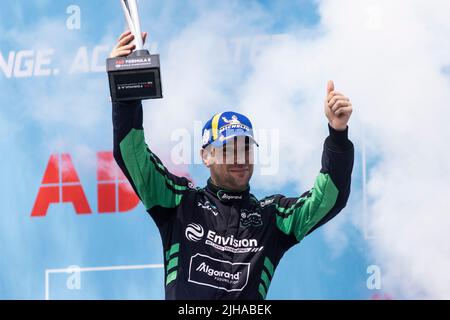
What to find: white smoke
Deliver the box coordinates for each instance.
[237,0,450,299]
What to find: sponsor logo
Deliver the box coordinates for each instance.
[240,209,263,228]
[205,230,263,253]
[125,57,151,64]
[188,253,250,292]
[220,115,250,133]
[260,198,275,207]
[196,262,242,281]
[197,200,219,216]
[31,152,139,217]
[185,223,204,242]
[188,182,196,189]
[185,223,264,253]
[114,57,152,69]
[217,191,242,201]
[222,115,242,126]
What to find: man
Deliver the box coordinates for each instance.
[111,31,354,300]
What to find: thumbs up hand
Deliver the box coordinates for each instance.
[324,80,353,131]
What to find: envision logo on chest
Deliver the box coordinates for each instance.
[205,230,263,253]
[185,223,204,242]
[206,230,257,248]
[184,223,264,253]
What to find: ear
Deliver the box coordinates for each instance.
[200,148,213,167]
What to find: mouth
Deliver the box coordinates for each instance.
[228,166,249,173]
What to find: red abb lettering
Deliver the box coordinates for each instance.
[97,152,139,213]
[31,154,92,217]
[31,152,140,217]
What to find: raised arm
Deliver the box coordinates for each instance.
[110,31,190,220]
[271,81,354,245]
[273,124,354,244]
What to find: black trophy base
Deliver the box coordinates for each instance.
[107,50,163,102]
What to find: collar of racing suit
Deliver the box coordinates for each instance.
[205,178,250,203]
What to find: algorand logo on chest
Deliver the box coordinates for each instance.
[188,253,250,292]
[196,262,242,281]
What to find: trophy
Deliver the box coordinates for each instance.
[107,0,163,101]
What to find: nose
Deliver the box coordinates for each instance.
[222,136,252,165]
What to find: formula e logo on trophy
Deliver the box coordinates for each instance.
[185,223,204,242]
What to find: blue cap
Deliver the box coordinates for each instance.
[201,111,259,148]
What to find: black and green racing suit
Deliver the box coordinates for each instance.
[113,100,354,300]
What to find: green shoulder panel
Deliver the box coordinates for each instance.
[119,128,187,210]
[275,173,338,242]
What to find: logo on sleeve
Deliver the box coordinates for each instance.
[188,254,250,292]
[260,198,275,207]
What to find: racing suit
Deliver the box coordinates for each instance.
[113,100,354,300]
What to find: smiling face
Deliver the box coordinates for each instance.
[201,136,255,191]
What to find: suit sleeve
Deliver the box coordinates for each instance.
[273,124,354,244]
[112,100,190,217]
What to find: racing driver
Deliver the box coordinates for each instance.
[110,31,354,300]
